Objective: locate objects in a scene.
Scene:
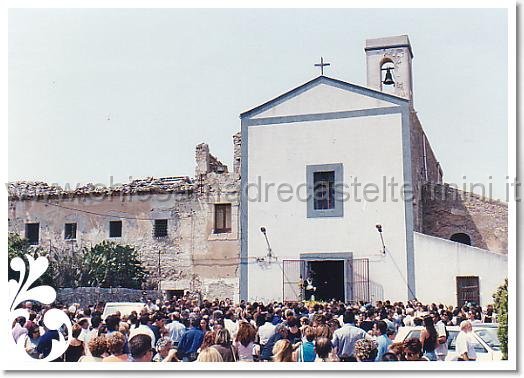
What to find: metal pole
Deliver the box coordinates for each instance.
[158,249,161,295]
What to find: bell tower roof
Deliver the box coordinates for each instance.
[365,35,414,58]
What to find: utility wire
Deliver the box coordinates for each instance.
[37,200,163,221]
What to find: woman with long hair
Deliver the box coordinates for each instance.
[200,318,210,333]
[233,322,257,362]
[212,329,238,362]
[199,331,217,351]
[420,315,438,361]
[314,337,338,362]
[404,338,429,361]
[315,324,333,340]
[272,339,294,362]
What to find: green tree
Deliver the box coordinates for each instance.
[47,247,84,288]
[8,234,148,290]
[79,241,148,289]
[493,278,508,360]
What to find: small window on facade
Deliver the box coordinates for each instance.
[313,171,335,210]
[25,223,39,245]
[109,221,122,238]
[450,233,472,246]
[306,163,344,218]
[214,204,232,234]
[64,223,77,240]
[154,219,168,238]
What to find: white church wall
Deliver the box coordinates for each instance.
[413,232,507,306]
[246,112,413,302]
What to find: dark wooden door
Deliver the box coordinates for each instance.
[456,276,480,306]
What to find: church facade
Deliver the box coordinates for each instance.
[239,35,507,305]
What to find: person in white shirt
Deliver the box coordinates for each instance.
[468,311,482,325]
[455,320,477,361]
[256,314,276,348]
[129,315,156,349]
[403,308,415,327]
[145,299,159,313]
[434,312,449,361]
[12,317,28,343]
[224,311,239,340]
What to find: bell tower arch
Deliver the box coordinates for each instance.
[365,35,414,105]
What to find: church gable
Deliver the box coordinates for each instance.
[241,76,406,120]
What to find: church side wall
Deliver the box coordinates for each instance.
[421,183,508,254]
[414,232,507,306]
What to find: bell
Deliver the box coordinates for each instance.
[383,67,395,86]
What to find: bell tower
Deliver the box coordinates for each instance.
[365,35,414,105]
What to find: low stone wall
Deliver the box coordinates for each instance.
[56,287,161,307]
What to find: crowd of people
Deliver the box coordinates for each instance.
[11,295,497,363]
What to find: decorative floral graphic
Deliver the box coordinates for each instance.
[9,254,72,362]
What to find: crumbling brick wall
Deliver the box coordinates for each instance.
[410,111,442,232]
[421,183,508,254]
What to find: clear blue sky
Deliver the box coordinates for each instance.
[8,8,508,200]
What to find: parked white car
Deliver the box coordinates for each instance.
[101,302,145,320]
[394,323,502,361]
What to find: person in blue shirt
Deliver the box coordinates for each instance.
[271,309,283,325]
[176,318,204,362]
[374,320,392,362]
[36,326,60,361]
[295,326,316,362]
[260,323,288,361]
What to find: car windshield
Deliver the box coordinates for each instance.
[474,328,501,351]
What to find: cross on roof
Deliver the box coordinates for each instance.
[314,57,331,75]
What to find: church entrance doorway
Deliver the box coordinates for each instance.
[307,260,345,302]
[282,254,369,303]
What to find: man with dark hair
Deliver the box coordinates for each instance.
[149,313,166,343]
[374,320,392,361]
[256,312,276,350]
[105,315,120,334]
[176,317,204,361]
[129,334,153,362]
[331,310,370,361]
[286,317,301,345]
